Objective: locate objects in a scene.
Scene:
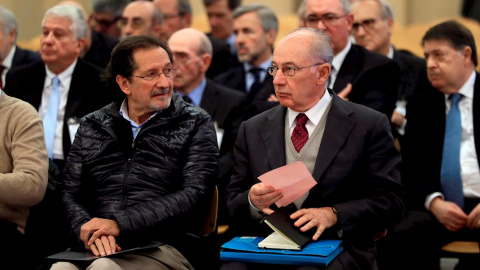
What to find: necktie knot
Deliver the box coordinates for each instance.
[450,93,462,106]
[296,113,308,126]
[52,76,60,87]
[249,67,263,81]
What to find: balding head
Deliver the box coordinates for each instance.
[168,28,212,94]
[120,0,163,39]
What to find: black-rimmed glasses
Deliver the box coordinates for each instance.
[267,63,323,77]
[305,13,348,27]
[351,19,377,34]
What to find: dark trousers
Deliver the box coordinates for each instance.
[0,220,25,269]
[377,200,480,270]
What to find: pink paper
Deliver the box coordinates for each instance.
[258,161,317,207]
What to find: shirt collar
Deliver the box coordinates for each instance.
[45,59,77,87]
[449,70,476,101]
[288,89,332,128]
[119,98,160,127]
[2,45,15,69]
[180,78,207,106]
[244,56,272,72]
[332,41,351,71]
[387,46,394,59]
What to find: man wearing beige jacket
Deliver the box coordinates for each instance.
[0,90,48,268]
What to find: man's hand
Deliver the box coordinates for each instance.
[290,207,337,241]
[430,197,467,231]
[80,218,121,247]
[467,203,480,229]
[337,83,352,100]
[88,235,122,256]
[249,183,283,215]
[391,109,405,127]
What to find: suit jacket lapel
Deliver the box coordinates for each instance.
[312,92,355,180]
[201,79,220,117]
[262,106,287,170]
[64,59,83,121]
[473,73,480,168]
[333,46,357,93]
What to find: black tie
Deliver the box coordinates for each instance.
[182,95,193,104]
[249,68,263,100]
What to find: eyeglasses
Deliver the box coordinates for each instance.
[267,63,323,77]
[118,17,145,29]
[172,52,195,65]
[134,68,179,81]
[351,19,377,34]
[305,13,348,27]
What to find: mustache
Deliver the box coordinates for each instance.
[151,88,170,97]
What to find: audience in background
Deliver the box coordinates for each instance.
[380,20,480,270]
[203,0,242,55]
[90,0,127,39]
[154,0,192,40]
[120,0,163,40]
[0,6,40,90]
[213,3,277,116]
[59,1,118,69]
[300,0,400,119]
[351,0,431,142]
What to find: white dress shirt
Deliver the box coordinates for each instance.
[329,42,351,89]
[1,45,15,88]
[425,71,480,209]
[38,60,77,160]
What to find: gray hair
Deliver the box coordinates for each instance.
[354,0,394,20]
[43,5,87,40]
[198,33,213,55]
[177,0,192,15]
[233,4,278,34]
[0,6,18,42]
[301,0,351,17]
[92,0,128,18]
[284,27,333,65]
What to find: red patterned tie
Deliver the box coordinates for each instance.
[292,113,309,152]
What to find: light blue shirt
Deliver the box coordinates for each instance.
[119,99,160,139]
[244,57,272,93]
[177,78,207,106]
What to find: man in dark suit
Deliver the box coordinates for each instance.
[379,20,480,270]
[213,4,277,117]
[0,6,40,89]
[223,27,404,270]
[299,0,399,119]
[4,5,111,169]
[351,0,431,142]
[169,28,247,227]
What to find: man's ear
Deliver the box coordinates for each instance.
[462,46,473,65]
[116,75,131,95]
[317,63,331,86]
[200,53,212,72]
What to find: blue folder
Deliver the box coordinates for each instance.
[220,236,343,266]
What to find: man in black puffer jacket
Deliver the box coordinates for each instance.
[50,35,219,270]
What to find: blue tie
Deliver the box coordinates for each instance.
[43,76,60,159]
[441,93,464,208]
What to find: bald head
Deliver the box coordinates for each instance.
[120,1,163,39]
[168,28,212,94]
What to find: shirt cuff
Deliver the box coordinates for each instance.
[425,192,444,210]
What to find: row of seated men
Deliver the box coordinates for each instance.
[0,0,479,269]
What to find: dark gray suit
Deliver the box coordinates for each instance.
[225,89,404,269]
